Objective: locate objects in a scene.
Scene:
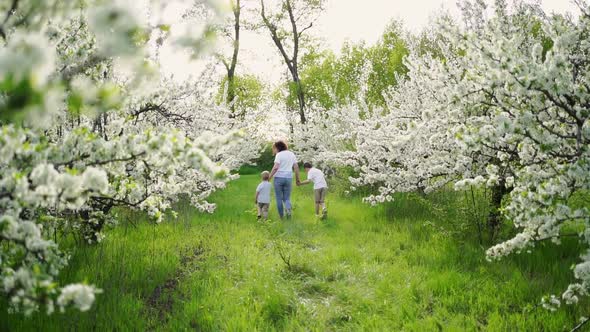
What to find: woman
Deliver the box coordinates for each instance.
[268,140,300,219]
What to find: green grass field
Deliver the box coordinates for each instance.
[1,175,587,331]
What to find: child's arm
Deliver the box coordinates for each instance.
[298,180,311,186]
[255,191,259,204]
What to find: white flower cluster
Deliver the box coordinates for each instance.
[0,215,101,315]
[56,285,102,313]
[88,1,146,57]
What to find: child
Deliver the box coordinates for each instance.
[297,162,328,219]
[255,171,272,220]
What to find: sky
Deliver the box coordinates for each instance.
[316,0,578,49]
[159,0,582,82]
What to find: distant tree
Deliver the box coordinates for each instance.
[220,0,242,117]
[217,74,264,118]
[298,43,368,110]
[366,21,409,107]
[185,0,244,117]
[259,0,326,124]
[298,49,338,109]
[297,21,409,110]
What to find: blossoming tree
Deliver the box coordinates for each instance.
[310,0,590,308]
[0,0,259,315]
[450,0,590,308]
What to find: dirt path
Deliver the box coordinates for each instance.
[145,245,207,329]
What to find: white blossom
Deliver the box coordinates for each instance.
[57,284,101,312]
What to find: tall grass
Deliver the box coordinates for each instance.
[1,175,587,331]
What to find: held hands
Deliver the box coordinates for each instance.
[296,179,301,186]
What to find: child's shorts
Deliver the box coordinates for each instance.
[314,188,328,203]
[257,203,270,211]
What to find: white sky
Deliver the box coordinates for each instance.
[160,0,582,82]
[316,0,578,48]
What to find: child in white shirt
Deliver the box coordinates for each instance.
[297,162,328,219]
[255,171,272,220]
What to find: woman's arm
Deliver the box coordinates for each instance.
[269,163,279,180]
[293,162,301,184]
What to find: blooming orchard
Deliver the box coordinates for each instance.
[0,0,261,315]
[2,0,589,318]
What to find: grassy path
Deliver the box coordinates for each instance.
[1,175,587,331]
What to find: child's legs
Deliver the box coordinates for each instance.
[274,179,285,217]
[315,188,327,212]
[262,203,269,219]
[256,203,262,217]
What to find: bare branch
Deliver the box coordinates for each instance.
[298,21,312,38]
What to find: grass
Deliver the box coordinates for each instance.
[1,174,588,331]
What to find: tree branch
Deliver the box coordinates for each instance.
[260,0,294,73]
[0,0,19,39]
[571,316,590,332]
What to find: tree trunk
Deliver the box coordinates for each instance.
[227,74,237,117]
[487,178,508,242]
[226,0,240,118]
[293,77,306,124]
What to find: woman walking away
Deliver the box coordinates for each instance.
[268,141,300,219]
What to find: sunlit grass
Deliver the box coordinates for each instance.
[1,174,587,331]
